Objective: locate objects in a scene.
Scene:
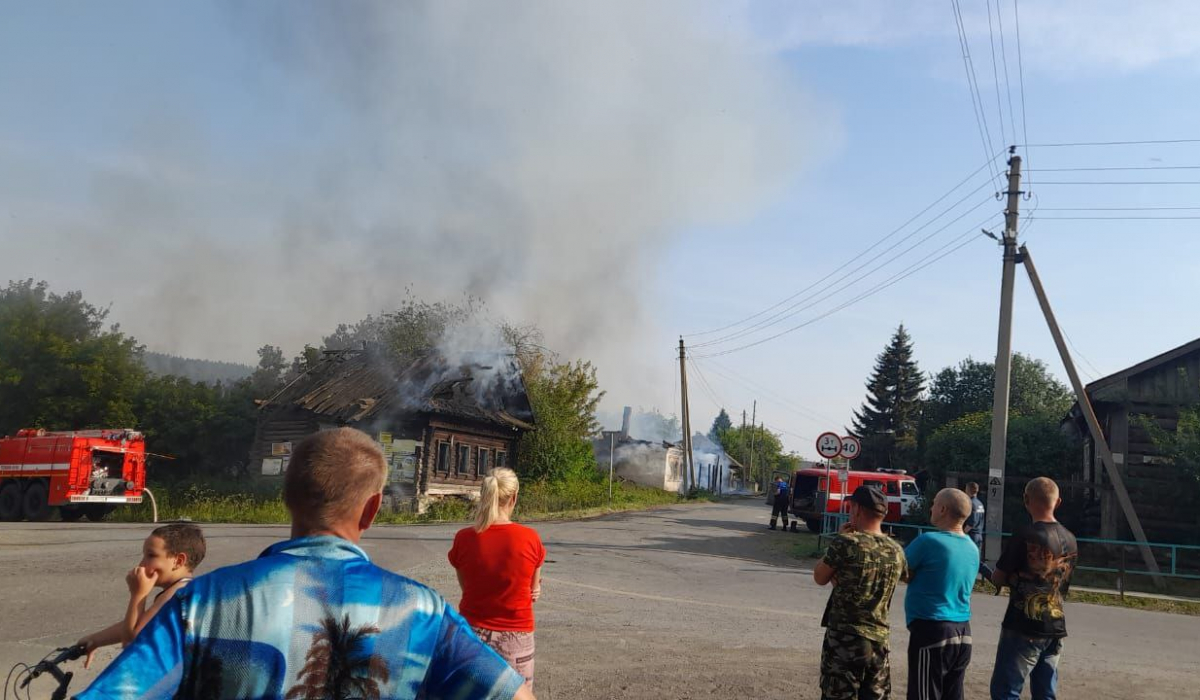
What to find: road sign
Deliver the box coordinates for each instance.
[816,432,842,459]
[839,435,862,460]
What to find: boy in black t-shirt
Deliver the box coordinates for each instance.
[989,477,1078,700]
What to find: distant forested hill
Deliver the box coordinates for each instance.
[141,351,254,385]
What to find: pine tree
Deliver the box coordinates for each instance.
[850,325,925,471]
[709,408,733,441]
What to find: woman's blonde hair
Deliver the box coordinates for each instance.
[474,467,519,532]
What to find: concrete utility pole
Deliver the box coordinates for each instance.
[985,153,1022,565]
[678,338,696,492]
[1021,246,1163,585]
[608,432,615,505]
[748,400,757,492]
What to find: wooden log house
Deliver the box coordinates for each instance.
[249,348,536,512]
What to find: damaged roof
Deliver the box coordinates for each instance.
[260,348,536,431]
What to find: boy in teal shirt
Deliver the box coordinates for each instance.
[904,488,979,700]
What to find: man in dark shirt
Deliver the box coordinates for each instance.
[964,481,985,549]
[989,477,1078,700]
[768,475,791,531]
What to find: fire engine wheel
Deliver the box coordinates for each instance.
[0,482,22,521]
[60,506,85,522]
[805,518,822,534]
[21,481,52,521]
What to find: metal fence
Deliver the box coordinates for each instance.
[818,512,1200,592]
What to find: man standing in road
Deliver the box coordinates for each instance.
[989,477,1078,700]
[77,428,534,700]
[768,474,790,531]
[814,485,906,700]
[963,482,985,550]
[904,488,979,700]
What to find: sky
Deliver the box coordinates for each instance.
[2,1,1199,457]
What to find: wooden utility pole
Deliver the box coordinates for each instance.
[1020,245,1163,585]
[748,400,757,491]
[678,338,696,491]
[984,152,1022,564]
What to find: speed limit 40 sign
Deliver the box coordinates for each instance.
[839,435,862,460]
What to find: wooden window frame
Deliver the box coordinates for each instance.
[495,450,507,469]
[436,441,451,474]
[477,447,490,478]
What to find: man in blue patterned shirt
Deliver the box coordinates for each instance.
[76,427,534,700]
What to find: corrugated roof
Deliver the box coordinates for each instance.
[261,349,536,431]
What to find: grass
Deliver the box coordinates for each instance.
[110,478,687,526]
[782,528,1200,616]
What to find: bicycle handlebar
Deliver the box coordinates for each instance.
[17,645,85,691]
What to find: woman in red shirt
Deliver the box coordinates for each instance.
[449,467,545,689]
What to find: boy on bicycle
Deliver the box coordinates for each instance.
[76,523,206,668]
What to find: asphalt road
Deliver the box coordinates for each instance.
[2,500,1197,699]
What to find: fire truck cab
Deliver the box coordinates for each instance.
[788,467,921,533]
[0,429,146,522]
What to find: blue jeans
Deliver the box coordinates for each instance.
[989,628,1063,700]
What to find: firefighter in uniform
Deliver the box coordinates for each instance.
[768,475,790,531]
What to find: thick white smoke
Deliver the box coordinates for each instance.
[0,1,828,405]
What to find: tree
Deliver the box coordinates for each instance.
[718,424,784,479]
[923,354,1072,435]
[850,325,925,471]
[923,410,1082,530]
[708,408,733,441]
[0,280,146,434]
[518,358,605,482]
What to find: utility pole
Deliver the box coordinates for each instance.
[678,338,696,492]
[748,400,757,492]
[608,432,615,505]
[741,410,747,491]
[984,152,1022,565]
[1021,245,1163,585]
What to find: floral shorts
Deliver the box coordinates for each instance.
[473,626,535,688]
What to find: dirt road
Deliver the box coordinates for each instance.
[2,500,1196,698]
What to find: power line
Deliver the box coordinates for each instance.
[1013,0,1032,194]
[1021,139,1200,148]
[684,154,1001,339]
[1027,165,1200,172]
[994,0,1018,146]
[1032,181,1200,185]
[1062,329,1103,381]
[952,0,1002,187]
[1037,206,1200,211]
[698,358,842,426]
[692,195,996,349]
[1027,216,1200,220]
[695,214,1001,359]
[984,0,1009,147]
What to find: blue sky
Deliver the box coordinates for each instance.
[2,2,1198,456]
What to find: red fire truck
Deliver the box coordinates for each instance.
[788,467,922,532]
[0,428,146,521]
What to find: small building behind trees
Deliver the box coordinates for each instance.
[249,348,536,512]
[1065,337,1200,544]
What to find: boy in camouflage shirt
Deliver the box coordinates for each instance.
[814,485,907,700]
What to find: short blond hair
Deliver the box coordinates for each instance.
[1025,476,1060,508]
[936,488,971,522]
[284,428,387,528]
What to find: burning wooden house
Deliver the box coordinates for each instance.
[249,348,536,512]
[592,407,685,493]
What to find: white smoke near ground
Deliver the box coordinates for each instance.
[0,1,829,405]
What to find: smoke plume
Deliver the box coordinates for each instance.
[0,1,825,406]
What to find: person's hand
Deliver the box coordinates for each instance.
[76,634,100,669]
[531,585,542,603]
[126,566,158,599]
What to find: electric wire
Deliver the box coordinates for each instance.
[995,0,1018,148]
[1062,329,1103,381]
[1020,139,1200,148]
[698,358,842,426]
[952,0,1002,187]
[692,187,997,348]
[694,214,1002,359]
[1013,0,1032,194]
[985,0,1009,147]
[684,153,1002,339]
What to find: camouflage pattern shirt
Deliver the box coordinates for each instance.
[820,530,906,643]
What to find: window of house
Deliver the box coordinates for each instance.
[456,444,471,476]
[477,448,490,477]
[436,442,451,474]
[496,451,507,468]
